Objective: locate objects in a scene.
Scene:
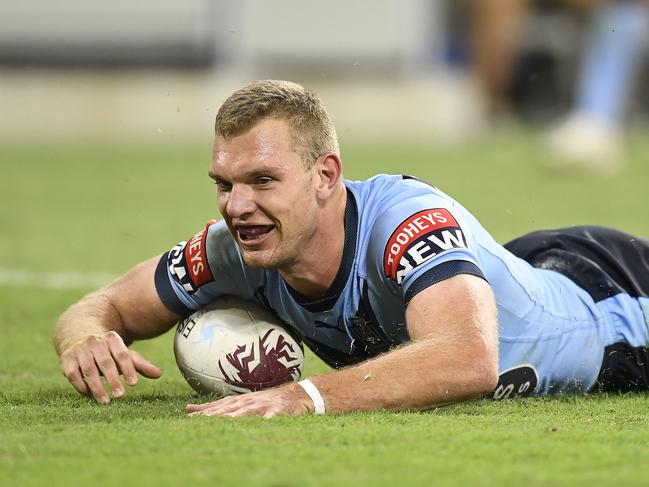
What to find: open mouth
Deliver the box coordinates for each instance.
[236,224,275,244]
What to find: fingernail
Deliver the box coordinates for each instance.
[100,396,110,404]
[127,378,137,386]
[114,388,124,398]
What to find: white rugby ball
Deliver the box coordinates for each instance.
[174,296,304,396]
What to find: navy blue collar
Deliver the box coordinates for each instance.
[285,188,358,312]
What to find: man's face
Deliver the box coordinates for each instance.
[209,118,320,270]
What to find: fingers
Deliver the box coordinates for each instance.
[186,400,220,413]
[60,339,110,403]
[130,350,162,379]
[187,387,304,418]
[92,345,124,400]
[76,346,111,404]
[187,396,256,418]
[86,334,125,401]
[60,350,90,397]
[105,331,137,387]
[59,331,161,403]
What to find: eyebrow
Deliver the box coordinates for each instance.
[208,165,288,181]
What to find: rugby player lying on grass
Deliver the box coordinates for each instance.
[55,80,649,417]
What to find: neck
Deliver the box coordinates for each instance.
[279,184,348,300]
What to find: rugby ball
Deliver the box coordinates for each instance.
[173,296,304,396]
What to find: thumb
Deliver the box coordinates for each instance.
[130,350,162,379]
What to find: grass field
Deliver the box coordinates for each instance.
[2,129,649,487]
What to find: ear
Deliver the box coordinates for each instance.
[314,152,343,199]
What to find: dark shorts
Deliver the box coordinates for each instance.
[505,225,649,393]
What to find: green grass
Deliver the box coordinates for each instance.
[1,130,649,487]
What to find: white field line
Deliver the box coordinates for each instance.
[0,268,117,290]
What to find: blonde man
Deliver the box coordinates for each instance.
[56,80,649,416]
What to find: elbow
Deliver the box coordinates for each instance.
[468,353,499,398]
[454,340,498,399]
[468,319,499,397]
[477,362,499,396]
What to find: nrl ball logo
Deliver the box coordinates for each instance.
[218,328,303,393]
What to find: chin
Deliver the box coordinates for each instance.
[240,249,280,269]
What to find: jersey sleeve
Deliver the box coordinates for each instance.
[154,220,261,316]
[369,191,487,304]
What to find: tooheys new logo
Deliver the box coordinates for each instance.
[168,220,217,293]
[384,208,467,284]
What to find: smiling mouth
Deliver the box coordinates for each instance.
[236,225,275,244]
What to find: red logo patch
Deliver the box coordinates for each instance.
[184,220,217,288]
[383,208,466,284]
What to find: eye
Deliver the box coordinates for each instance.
[214,179,232,192]
[255,176,273,186]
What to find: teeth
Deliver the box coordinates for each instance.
[238,225,273,241]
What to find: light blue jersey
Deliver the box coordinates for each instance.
[155,175,649,397]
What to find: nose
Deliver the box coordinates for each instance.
[225,184,256,219]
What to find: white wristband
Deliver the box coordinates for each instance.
[297,379,326,415]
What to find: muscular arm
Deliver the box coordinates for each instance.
[312,274,499,412]
[54,256,181,403]
[188,273,499,417]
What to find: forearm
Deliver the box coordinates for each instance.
[54,257,179,356]
[307,276,499,413]
[308,335,497,413]
[54,290,130,355]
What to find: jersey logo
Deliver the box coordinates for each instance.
[383,208,467,284]
[492,365,539,400]
[168,220,217,293]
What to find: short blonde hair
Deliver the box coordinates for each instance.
[214,80,339,168]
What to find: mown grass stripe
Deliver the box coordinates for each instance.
[0,268,116,290]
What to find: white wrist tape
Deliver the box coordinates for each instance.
[297,379,326,415]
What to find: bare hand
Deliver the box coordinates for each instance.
[59,331,162,403]
[186,383,314,418]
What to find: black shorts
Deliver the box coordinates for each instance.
[505,225,649,393]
